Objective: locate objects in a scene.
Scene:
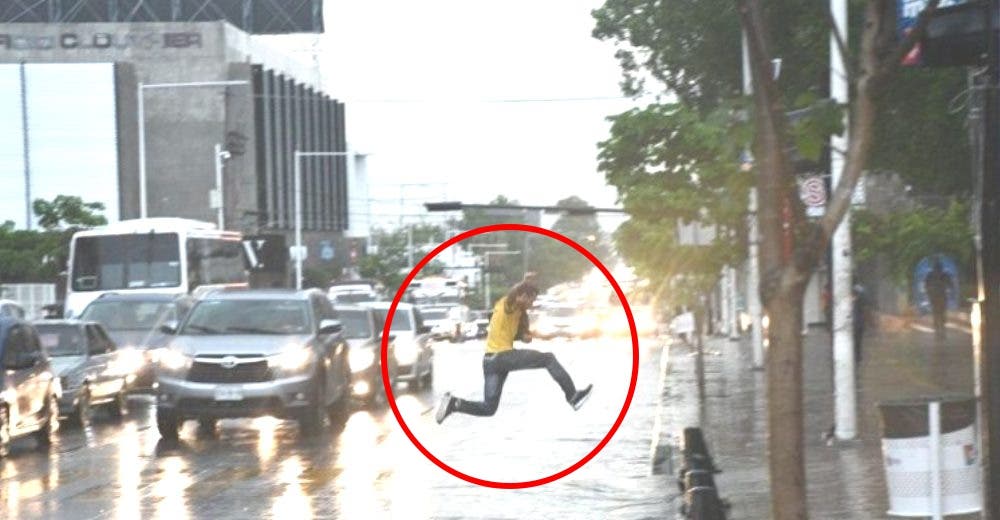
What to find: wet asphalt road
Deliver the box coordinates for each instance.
[1,337,671,519]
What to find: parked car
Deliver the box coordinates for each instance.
[0,317,60,456]
[0,299,26,320]
[420,305,468,343]
[335,305,398,406]
[328,280,381,305]
[362,301,433,391]
[154,288,352,440]
[78,292,193,392]
[463,310,492,340]
[33,320,131,427]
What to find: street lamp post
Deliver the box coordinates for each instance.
[212,143,232,229]
[137,80,249,220]
[293,150,357,290]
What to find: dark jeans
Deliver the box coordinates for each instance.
[452,349,577,417]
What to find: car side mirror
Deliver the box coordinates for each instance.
[159,320,178,335]
[319,319,343,335]
[418,325,432,335]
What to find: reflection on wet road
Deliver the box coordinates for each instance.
[1,338,671,519]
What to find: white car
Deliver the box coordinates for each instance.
[361,302,434,391]
[421,305,469,342]
[0,299,26,320]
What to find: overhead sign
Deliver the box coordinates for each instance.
[896,0,969,65]
[242,234,287,273]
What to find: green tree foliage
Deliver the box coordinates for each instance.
[530,196,614,288]
[33,195,107,230]
[0,197,108,283]
[592,0,970,194]
[0,221,68,283]
[853,201,973,286]
[358,224,447,296]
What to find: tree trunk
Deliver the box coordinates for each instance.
[766,281,808,519]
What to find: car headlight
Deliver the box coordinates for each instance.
[112,347,146,375]
[349,347,375,373]
[272,345,315,372]
[393,340,419,365]
[158,348,192,372]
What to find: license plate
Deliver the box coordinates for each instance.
[213,387,244,401]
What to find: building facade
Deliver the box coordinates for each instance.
[0,20,367,280]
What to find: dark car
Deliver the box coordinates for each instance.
[0,317,60,456]
[33,320,131,427]
[154,289,352,439]
[78,293,193,392]
[335,305,398,406]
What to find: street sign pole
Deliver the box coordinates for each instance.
[978,0,1000,513]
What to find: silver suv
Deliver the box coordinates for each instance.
[154,289,351,439]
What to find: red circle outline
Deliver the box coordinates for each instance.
[379,223,639,489]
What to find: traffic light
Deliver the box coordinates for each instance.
[921,1,991,67]
[424,202,463,211]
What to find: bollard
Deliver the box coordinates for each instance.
[677,427,728,519]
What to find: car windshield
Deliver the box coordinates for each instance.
[182,300,310,335]
[337,309,373,339]
[373,309,413,332]
[35,325,86,357]
[80,301,176,331]
[421,309,448,320]
[332,292,375,304]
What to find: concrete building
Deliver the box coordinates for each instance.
[0,20,369,281]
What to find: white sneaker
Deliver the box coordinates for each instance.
[569,384,593,411]
[435,392,453,424]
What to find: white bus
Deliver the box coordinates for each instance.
[64,218,249,318]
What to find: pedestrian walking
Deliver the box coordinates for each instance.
[923,259,953,340]
[434,279,592,424]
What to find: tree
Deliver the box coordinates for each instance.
[593,0,946,517]
[32,195,107,231]
[358,224,447,295]
[530,196,615,288]
[854,201,973,288]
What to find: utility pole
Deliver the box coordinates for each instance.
[830,0,857,441]
[742,31,765,369]
[978,0,1000,512]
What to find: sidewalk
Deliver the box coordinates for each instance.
[658,323,978,519]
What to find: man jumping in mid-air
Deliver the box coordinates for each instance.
[435,279,592,424]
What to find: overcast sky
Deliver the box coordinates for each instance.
[264,0,638,231]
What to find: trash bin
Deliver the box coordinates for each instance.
[878,396,981,518]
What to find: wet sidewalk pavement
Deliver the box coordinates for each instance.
[658,321,978,519]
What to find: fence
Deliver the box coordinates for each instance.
[0,283,57,319]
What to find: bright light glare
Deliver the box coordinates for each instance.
[393,341,418,365]
[113,348,145,375]
[349,348,375,373]
[158,349,190,371]
[274,345,314,372]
